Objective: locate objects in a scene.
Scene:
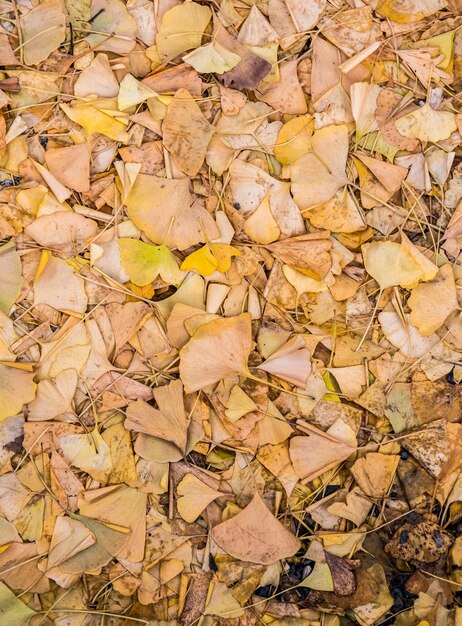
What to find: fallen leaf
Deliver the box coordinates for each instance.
[212,493,300,565]
[180,313,252,393]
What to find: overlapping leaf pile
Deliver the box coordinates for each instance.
[1,0,462,624]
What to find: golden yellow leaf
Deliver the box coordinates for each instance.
[274,115,313,166]
[181,243,240,277]
[156,3,212,62]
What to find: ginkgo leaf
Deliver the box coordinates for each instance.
[118,238,184,286]
[244,194,281,244]
[289,423,356,483]
[378,311,438,359]
[181,243,240,277]
[376,0,446,23]
[282,265,327,296]
[47,515,96,569]
[274,115,313,165]
[117,73,158,111]
[125,174,220,250]
[177,474,223,523]
[350,82,381,140]
[45,144,90,193]
[224,385,258,422]
[0,363,36,421]
[125,379,190,453]
[60,427,112,482]
[155,274,205,320]
[362,237,437,290]
[162,89,216,176]
[85,0,136,54]
[327,487,373,526]
[307,189,366,234]
[183,42,241,74]
[300,562,334,591]
[156,2,212,62]
[395,103,457,143]
[269,233,332,279]
[33,253,88,315]
[179,313,252,393]
[61,101,129,143]
[0,243,22,315]
[212,493,300,564]
[350,453,399,498]
[291,125,349,210]
[408,264,458,335]
[258,335,311,388]
[0,581,37,626]
[58,513,128,574]
[74,54,119,98]
[20,0,66,66]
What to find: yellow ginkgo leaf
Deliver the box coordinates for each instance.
[118,238,184,287]
[60,427,112,482]
[183,42,241,74]
[291,124,349,210]
[181,243,240,277]
[0,363,36,421]
[274,115,313,166]
[376,0,446,23]
[362,236,437,290]
[125,174,220,251]
[0,243,22,315]
[179,313,252,393]
[224,385,258,422]
[408,264,458,335]
[117,73,158,111]
[61,101,129,143]
[177,474,223,523]
[244,194,280,244]
[300,562,334,591]
[156,2,212,62]
[282,265,327,296]
[425,30,456,72]
[395,103,457,143]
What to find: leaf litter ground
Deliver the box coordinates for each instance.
[1,0,462,624]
